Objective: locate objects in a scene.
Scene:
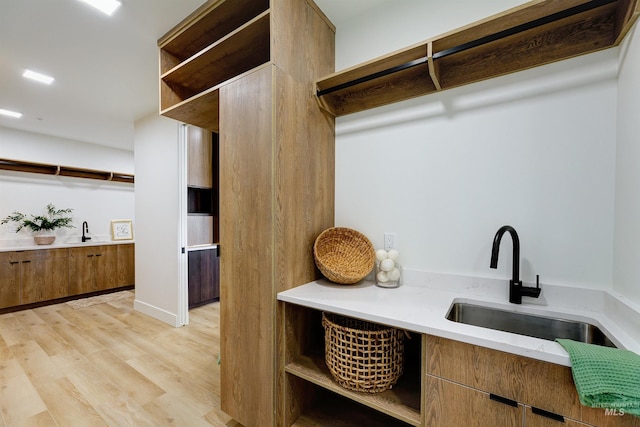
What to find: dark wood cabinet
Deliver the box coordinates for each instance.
[188,247,219,308]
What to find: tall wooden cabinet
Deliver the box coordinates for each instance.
[159,0,335,425]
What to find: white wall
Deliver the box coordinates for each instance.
[0,126,134,242]
[614,23,640,304]
[133,113,182,326]
[333,1,619,290]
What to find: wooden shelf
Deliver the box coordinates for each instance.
[291,387,415,427]
[0,158,134,184]
[316,0,640,116]
[286,354,421,426]
[160,86,220,132]
[158,0,269,72]
[158,0,270,124]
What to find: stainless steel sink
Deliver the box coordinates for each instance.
[446,302,616,348]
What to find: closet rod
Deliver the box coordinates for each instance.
[316,0,617,97]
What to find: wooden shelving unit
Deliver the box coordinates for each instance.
[0,158,134,184]
[316,0,640,116]
[158,0,271,131]
[283,303,422,426]
[286,355,421,426]
[160,1,335,425]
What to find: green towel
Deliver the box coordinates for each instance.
[556,339,640,417]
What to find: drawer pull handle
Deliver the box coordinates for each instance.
[489,394,518,407]
[532,406,565,422]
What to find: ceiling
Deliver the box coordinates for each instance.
[0,0,389,151]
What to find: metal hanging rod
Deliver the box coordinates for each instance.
[316,0,617,97]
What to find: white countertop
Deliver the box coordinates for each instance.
[0,238,133,252]
[277,270,640,367]
[186,244,218,252]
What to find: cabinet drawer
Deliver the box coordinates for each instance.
[426,336,640,426]
[424,375,523,427]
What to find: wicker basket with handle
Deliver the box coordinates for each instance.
[313,227,375,284]
[322,312,404,393]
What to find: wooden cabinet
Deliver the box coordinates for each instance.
[68,245,118,295]
[116,243,135,287]
[187,247,219,309]
[0,249,68,307]
[282,305,640,426]
[0,252,20,308]
[20,249,69,304]
[0,244,134,311]
[425,336,640,427]
[186,126,218,246]
[187,126,213,188]
[160,0,335,425]
[315,0,640,116]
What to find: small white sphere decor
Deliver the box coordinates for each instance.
[374,248,401,288]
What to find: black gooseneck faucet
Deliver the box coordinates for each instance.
[490,225,540,304]
[82,221,91,242]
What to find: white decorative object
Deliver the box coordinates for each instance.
[375,248,401,288]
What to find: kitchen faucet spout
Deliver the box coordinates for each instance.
[490,225,540,304]
[82,221,91,242]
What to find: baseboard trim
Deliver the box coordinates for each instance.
[133,299,180,327]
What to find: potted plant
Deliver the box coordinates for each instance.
[1,203,74,245]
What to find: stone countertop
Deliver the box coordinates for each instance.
[0,238,134,252]
[277,269,640,367]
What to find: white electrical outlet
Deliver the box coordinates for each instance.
[384,233,396,251]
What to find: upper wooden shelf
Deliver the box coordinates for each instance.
[158,0,271,131]
[0,158,134,184]
[316,0,640,116]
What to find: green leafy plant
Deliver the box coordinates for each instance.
[1,204,74,233]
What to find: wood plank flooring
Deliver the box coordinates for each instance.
[0,291,242,427]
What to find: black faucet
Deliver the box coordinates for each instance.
[82,221,91,242]
[490,225,540,304]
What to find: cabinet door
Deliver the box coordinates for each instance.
[187,126,213,188]
[220,65,274,426]
[116,244,135,287]
[188,248,219,309]
[21,249,69,304]
[0,253,20,308]
[425,376,523,427]
[94,246,118,291]
[69,247,96,295]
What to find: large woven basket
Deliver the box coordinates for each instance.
[313,227,375,284]
[322,312,404,393]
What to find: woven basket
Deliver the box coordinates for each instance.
[313,227,375,284]
[322,312,404,393]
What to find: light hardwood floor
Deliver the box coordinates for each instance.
[0,291,242,426]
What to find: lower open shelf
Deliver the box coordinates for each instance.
[290,385,417,427]
[285,351,421,425]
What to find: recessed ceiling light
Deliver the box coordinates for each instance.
[0,109,22,118]
[23,69,55,85]
[78,0,121,16]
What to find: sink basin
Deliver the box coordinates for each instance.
[446,302,616,348]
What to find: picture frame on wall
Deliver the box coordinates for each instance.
[111,219,134,241]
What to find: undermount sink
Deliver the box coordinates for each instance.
[446,302,617,348]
